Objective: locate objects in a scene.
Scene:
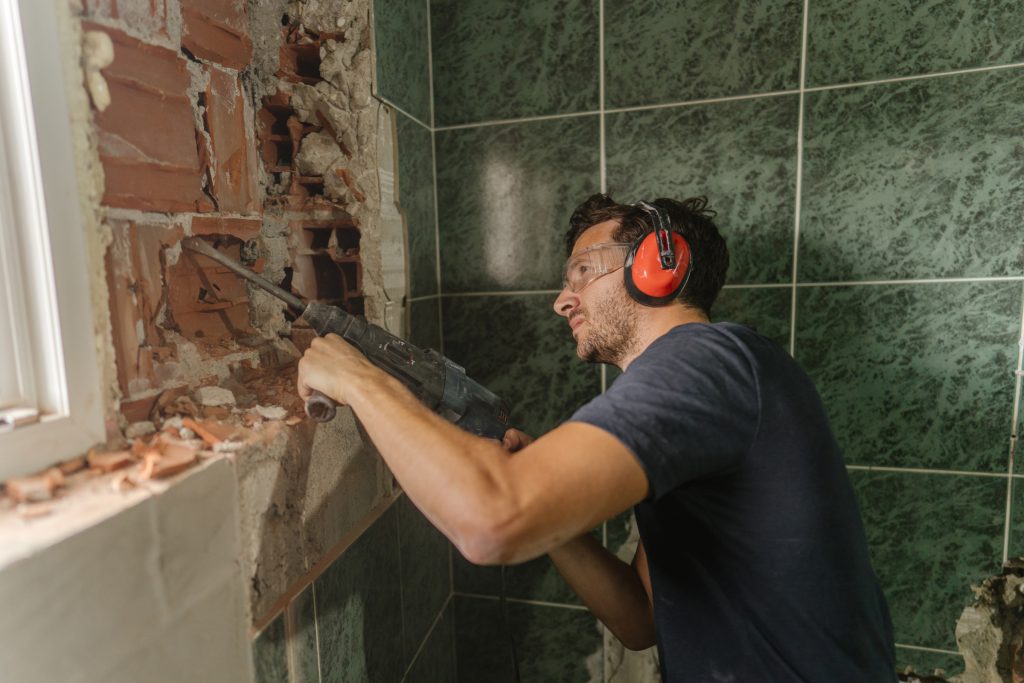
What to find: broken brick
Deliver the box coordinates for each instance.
[204,67,259,214]
[87,449,135,474]
[191,216,262,241]
[182,417,241,447]
[165,237,255,342]
[181,0,253,70]
[139,441,197,480]
[58,456,88,476]
[86,24,209,213]
[4,468,64,503]
[105,219,184,396]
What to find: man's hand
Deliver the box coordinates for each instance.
[296,334,389,406]
[502,428,534,453]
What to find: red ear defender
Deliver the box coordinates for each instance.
[624,201,694,306]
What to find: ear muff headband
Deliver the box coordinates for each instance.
[624,201,694,306]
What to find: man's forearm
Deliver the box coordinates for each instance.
[549,534,656,650]
[347,373,517,562]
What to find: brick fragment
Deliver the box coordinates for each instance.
[204,67,259,213]
[4,468,64,503]
[139,441,197,480]
[181,0,253,70]
[87,449,135,474]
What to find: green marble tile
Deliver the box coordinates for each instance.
[435,116,600,293]
[453,596,603,682]
[409,297,442,350]
[374,0,431,123]
[289,586,320,683]
[713,286,791,349]
[800,70,1024,282]
[429,0,599,126]
[850,470,1005,650]
[252,615,287,683]
[398,494,451,665]
[807,0,1024,87]
[396,112,438,299]
[796,283,1020,472]
[315,503,404,683]
[604,0,802,108]
[606,95,799,285]
[894,646,963,680]
[453,534,596,605]
[441,294,602,437]
[405,602,457,683]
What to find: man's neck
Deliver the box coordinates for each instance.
[619,305,709,371]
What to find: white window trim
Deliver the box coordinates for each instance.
[0,0,104,480]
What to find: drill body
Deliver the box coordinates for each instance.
[302,302,511,439]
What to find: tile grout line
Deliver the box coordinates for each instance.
[1002,281,1024,564]
[434,109,601,132]
[430,119,444,355]
[788,0,810,356]
[430,61,1024,133]
[400,592,454,682]
[453,590,590,611]
[433,277,1024,301]
[846,464,1009,478]
[374,95,431,131]
[894,642,962,657]
[395,497,409,672]
[311,581,324,683]
[425,0,435,130]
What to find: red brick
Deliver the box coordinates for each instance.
[106,219,185,396]
[191,216,262,240]
[204,68,259,214]
[88,24,208,212]
[165,238,255,341]
[181,0,252,70]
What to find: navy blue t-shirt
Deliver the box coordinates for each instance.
[571,322,895,682]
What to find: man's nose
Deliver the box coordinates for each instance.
[553,287,579,317]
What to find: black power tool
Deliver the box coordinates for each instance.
[182,238,511,439]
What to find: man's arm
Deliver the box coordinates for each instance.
[549,536,656,650]
[297,334,649,565]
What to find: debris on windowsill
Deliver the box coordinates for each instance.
[3,468,64,503]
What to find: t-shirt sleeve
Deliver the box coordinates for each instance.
[569,327,760,501]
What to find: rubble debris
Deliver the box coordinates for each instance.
[194,386,237,407]
[111,470,137,492]
[253,405,287,421]
[955,558,1024,682]
[58,456,88,476]
[201,405,233,420]
[3,468,64,503]
[125,420,156,438]
[285,415,303,426]
[87,448,135,474]
[153,386,199,420]
[181,417,242,447]
[139,441,197,480]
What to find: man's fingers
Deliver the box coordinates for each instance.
[502,428,535,452]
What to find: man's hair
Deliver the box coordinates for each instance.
[565,193,730,315]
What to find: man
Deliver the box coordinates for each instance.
[297,193,895,681]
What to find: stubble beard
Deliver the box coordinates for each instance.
[575,290,643,367]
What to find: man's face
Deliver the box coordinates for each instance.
[553,220,643,366]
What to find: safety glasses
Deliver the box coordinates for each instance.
[561,242,632,293]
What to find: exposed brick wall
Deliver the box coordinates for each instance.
[83,1,369,418]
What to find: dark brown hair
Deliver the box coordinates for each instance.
[565,193,729,315]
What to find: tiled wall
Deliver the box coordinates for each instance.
[251,495,453,682]
[382,0,1024,679]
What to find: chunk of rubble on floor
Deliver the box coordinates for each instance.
[86,448,135,473]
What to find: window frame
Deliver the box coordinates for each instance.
[0,0,104,480]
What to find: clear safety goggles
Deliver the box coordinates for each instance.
[561,242,632,293]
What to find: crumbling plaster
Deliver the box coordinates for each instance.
[1,3,410,677]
